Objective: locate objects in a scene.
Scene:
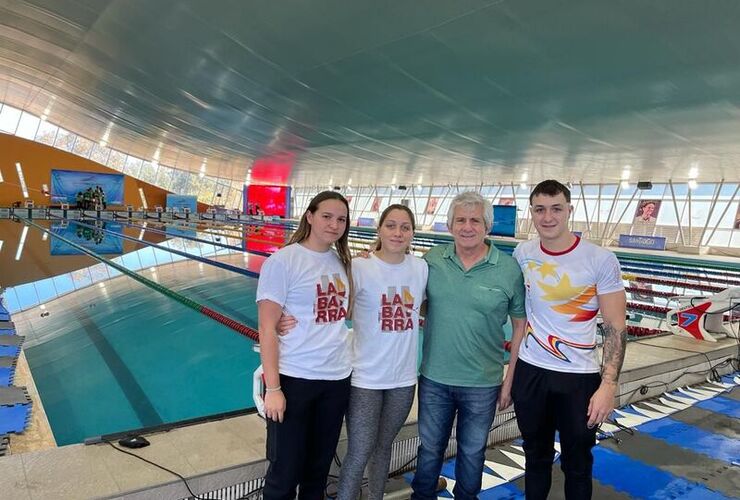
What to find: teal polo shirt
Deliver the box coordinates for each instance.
[421,241,526,387]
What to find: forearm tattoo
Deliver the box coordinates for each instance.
[601,321,626,383]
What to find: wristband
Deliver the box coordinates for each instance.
[265,386,282,393]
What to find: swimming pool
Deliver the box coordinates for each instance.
[4,218,737,445]
[5,220,262,445]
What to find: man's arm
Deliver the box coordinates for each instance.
[587,290,627,427]
[498,316,527,411]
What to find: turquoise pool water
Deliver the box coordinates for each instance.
[13,221,262,445]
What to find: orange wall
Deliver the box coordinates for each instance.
[0,134,208,211]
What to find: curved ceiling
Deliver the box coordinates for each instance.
[2,0,740,187]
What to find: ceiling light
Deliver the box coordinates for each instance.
[620,180,630,189]
[0,169,4,183]
[199,172,205,178]
[520,173,528,182]
[519,183,528,190]
[15,226,28,261]
[347,178,352,185]
[688,179,698,190]
[688,162,699,178]
[15,162,29,198]
[621,169,630,180]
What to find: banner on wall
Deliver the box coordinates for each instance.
[244,185,291,217]
[50,169,124,206]
[425,197,439,215]
[735,203,740,230]
[634,199,661,224]
[166,194,197,213]
[618,234,666,250]
[491,205,516,237]
[50,222,123,255]
[371,197,381,212]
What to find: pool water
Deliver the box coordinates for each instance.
[22,254,261,445]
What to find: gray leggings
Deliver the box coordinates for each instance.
[336,385,416,500]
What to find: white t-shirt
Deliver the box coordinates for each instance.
[256,243,351,380]
[351,254,428,389]
[513,237,624,373]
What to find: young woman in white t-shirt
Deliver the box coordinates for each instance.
[256,191,354,500]
[338,204,428,500]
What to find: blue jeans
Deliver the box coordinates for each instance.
[411,376,500,500]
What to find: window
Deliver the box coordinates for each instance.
[124,156,143,177]
[15,112,41,140]
[35,120,59,145]
[107,150,127,171]
[139,161,159,184]
[54,128,77,152]
[72,136,94,158]
[0,104,22,134]
[90,143,111,165]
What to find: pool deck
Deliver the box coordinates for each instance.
[0,332,736,500]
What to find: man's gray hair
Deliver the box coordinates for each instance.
[447,191,493,233]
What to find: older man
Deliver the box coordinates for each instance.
[412,192,527,500]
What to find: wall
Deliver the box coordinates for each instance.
[0,134,208,211]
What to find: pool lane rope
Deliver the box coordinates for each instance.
[18,217,259,342]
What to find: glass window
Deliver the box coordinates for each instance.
[89,143,111,165]
[88,263,110,282]
[14,283,40,309]
[15,112,41,140]
[70,268,93,289]
[72,135,94,158]
[52,274,76,296]
[139,161,159,184]
[198,176,217,204]
[136,246,157,268]
[152,247,174,265]
[719,184,738,197]
[124,156,143,177]
[107,150,127,171]
[35,119,59,145]
[3,287,21,313]
[154,165,174,191]
[0,104,22,134]
[54,127,77,152]
[34,277,58,303]
[120,251,142,271]
[689,183,716,197]
[170,169,190,193]
[600,184,618,196]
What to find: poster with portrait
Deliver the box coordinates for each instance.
[734,202,740,230]
[425,197,439,215]
[371,197,381,212]
[498,197,516,206]
[634,199,661,224]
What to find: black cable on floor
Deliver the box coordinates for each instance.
[103,439,210,500]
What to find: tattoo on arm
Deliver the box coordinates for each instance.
[601,321,626,383]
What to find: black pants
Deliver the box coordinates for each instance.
[512,360,601,500]
[263,374,351,500]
